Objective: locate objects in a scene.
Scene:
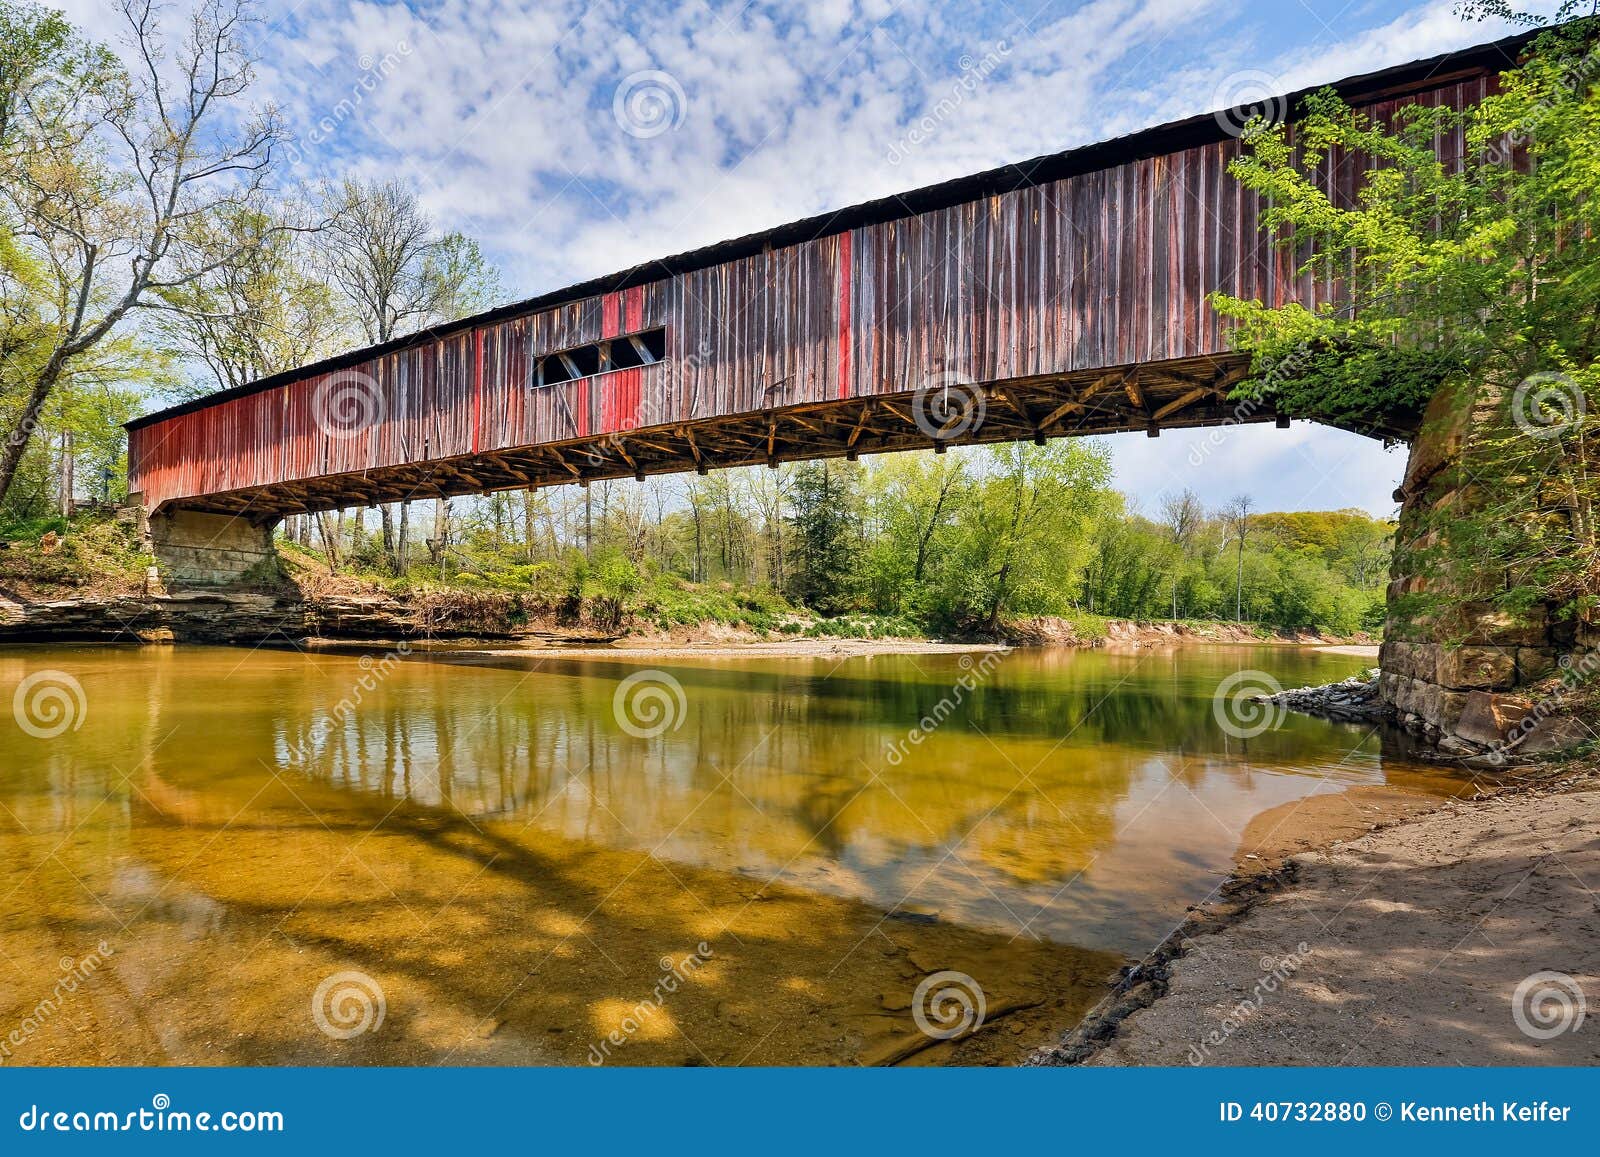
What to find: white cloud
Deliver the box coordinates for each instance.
[229,0,1525,295]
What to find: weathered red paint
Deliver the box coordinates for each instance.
[471,328,484,455]
[837,230,852,400]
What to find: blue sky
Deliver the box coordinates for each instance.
[67,0,1553,515]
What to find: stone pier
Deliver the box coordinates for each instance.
[1381,386,1593,756]
[146,507,280,589]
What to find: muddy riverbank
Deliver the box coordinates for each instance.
[0,584,1375,652]
[1032,764,1600,1066]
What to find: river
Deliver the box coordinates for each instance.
[0,642,1462,1066]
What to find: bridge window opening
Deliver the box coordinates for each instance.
[567,345,602,378]
[533,327,666,388]
[608,329,666,370]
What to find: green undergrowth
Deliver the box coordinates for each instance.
[281,543,829,637]
[0,512,152,596]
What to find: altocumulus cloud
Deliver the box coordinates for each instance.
[238,0,1522,296]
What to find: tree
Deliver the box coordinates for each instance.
[944,442,1111,632]
[1220,494,1254,622]
[1159,488,1203,619]
[786,460,859,613]
[1211,14,1600,623]
[1081,499,1167,617]
[858,453,967,615]
[0,0,286,508]
[746,464,791,590]
[150,200,341,397]
[321,178,498,345]
[319,178,501,570]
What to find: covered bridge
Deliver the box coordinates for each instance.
[125,32,1527,581]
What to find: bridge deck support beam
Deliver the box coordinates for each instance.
[147,508,279,589]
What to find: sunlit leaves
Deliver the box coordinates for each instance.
[1215,16,1600,621]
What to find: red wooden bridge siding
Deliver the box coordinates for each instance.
[126,64,1494,513]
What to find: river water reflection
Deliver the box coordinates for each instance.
[0,643,1461,1065]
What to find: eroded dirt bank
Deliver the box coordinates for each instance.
[1036,769,1600,1067]
[0,584,1374,652]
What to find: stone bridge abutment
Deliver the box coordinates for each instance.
[1382,386,1595,758]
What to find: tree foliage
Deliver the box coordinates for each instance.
[325,447,1394,638]
[0,0,290,508]
[786,460,860,614]
[1211,15,1600,623]
[150,200,342,397]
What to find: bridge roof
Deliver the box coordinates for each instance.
[126,27,1534,433]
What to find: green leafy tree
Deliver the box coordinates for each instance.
[941,442,1111,632]
[786,460,861,613]
[0,0,288,509]
[1211,15,1600,625]
[858,453,967,615]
